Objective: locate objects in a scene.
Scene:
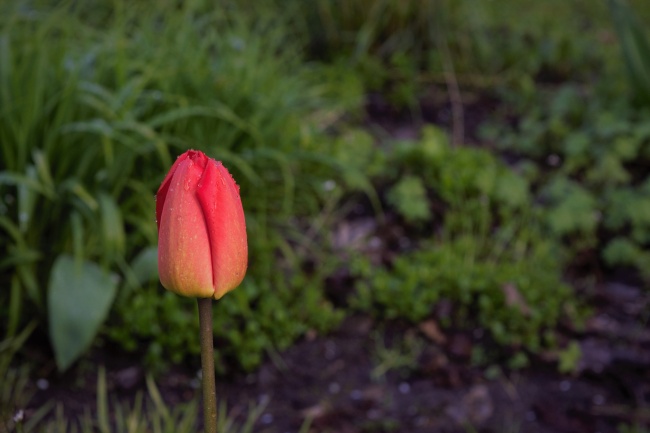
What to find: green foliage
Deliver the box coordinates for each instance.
[1,323,46,432]
[48,255,118,371]
[557,340,582,374]
[371,331,423,382]
[609,0,650,105]
[603,182,650,244]
[0,0,349,372]
[109,251,343,373]
[353,131,574,353]
[541,178,598,240]
[353,233,571,352]
[292,0,611,103]
[482,70,650,279]
[105,290,200,370]
[295,0,436,65]
[618,424,650,433]
[386,176,430,224]
[602,238,650,280]
[3,0,647,382]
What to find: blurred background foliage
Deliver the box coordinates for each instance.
[1,0,650,419]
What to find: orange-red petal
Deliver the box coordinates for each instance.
[157,153,214,298]
[196,160,248,299]
[156,151,190,232]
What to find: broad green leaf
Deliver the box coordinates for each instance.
[48,255,118,371]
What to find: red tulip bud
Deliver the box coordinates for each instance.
[156,150,247,299]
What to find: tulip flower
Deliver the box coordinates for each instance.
[156,149,247,299]
[156,149,247,433]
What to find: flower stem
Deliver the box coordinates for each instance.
[198,298,217,433]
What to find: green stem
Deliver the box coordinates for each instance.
[198,298,217,433]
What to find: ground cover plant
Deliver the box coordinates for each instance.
[1,0,650,431]
[350,130,575,358]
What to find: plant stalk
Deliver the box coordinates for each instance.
[198,298,217,433]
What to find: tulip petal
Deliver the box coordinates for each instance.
[157,155,214,298]
[156,152,190,232]
[196,160,248,299]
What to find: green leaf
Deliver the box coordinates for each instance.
[0,172,54,199]
[420,124,449,161]
[387,176,431,224]
[602,237,641,267]
[131,246,159,285]
[48,255,118,371]
[495,171,530,208]
[544,178,598,236]
[558,340,582,374]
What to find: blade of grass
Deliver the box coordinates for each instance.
[96,367,110,433]
[608,0,650,104]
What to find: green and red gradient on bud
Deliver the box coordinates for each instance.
[155,149,247,433]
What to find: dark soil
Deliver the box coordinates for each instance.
[19,276,650,433]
